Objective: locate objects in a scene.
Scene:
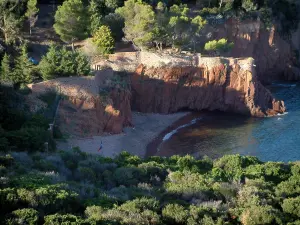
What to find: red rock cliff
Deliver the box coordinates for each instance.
[29,72,132,137]
[131,57,285,117]
[208,19,300,82]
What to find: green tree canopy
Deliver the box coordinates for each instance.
[204,38,234,55]
[25,0,39,35]
[116,0,156,48]
[53,0,89,51]
[0,0,23,44]
[92,25,115,55]
[12,45,35,88]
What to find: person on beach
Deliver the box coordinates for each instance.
[98,141,103,152]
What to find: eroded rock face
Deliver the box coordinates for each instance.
[131,58,285,117]
[29,73,132,137]
[209,19,300,83]
[58,89,132,136]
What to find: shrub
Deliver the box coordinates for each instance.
[39,45,90,80]
[85,205,104,221]
[204,38,234,55]
[113,167,145,186]
[138,161,167,181]
[11,173,52,189]
[8,208,39,225]
[44,214,88,225]
[76,167,97,182]
[162,203,188,224]
[275,175,300,197]
[213,155,249,181]
[0,154,14,167]
[165,170,211,200]
[188,205,224,225]
[32,184,80,213]
[115,151,142,167]
[282,197,300,217]
[240,205,279,225]
[6,127,53,152]
[0,188,19,213]
[118,197,160,213]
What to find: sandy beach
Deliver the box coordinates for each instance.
[57,112,189,158]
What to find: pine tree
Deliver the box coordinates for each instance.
[25,0,39,35]
[75,52,91,76]
[0,1,23,44]
[0,53,11,82]
[53,0,89,51]
[39,44,61,80]
[12,45,34,88]
[92,25,115,55]
[89,0,103,35]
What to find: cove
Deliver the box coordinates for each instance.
[147,82,300,162]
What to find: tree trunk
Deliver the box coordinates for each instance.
[29,26,32,35]
[71,42,75,52]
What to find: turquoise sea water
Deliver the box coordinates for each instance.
[156,82,300,162]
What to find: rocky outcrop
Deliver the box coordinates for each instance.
[131,56,285,117]
[58,89,132,136]
[29,72,132,137]
[208,19,300,83]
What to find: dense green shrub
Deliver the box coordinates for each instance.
[6,127,53,152]
[275,175,300,197]
[39,45,90,80]
[162,203,188,224]
[113,166,145,186]
[118,197,160,213]
[282,197,300,217]
[0,149,299,224]
[204,39,234,55]
[22,114,50,130]
[44,214,89,225]
[11,173,52,189]
[115,151,142,166]
[240,205,280,225]
[8,208,39,225]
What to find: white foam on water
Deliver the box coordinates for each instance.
[276,112,289,116]
[162,118,202,142]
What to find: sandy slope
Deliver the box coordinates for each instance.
[57,112,189,158]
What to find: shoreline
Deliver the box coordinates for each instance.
[145,112,202,157]
[57,112,189,158]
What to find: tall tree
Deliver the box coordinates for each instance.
[12,45,34,89]
[190,16,207,52]
[152,2,169,51]
[25,0,39,35]
[53,0,89,51]
[116,0,156,48]
[167,4,190,50]
[103,13,125,42]
[0,0,23,44]
[89,0,104,35]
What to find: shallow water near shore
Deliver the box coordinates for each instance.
[152,82,300,162]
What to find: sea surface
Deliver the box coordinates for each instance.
[155,82,300,162]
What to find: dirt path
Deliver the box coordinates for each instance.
[57,112,189,158]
